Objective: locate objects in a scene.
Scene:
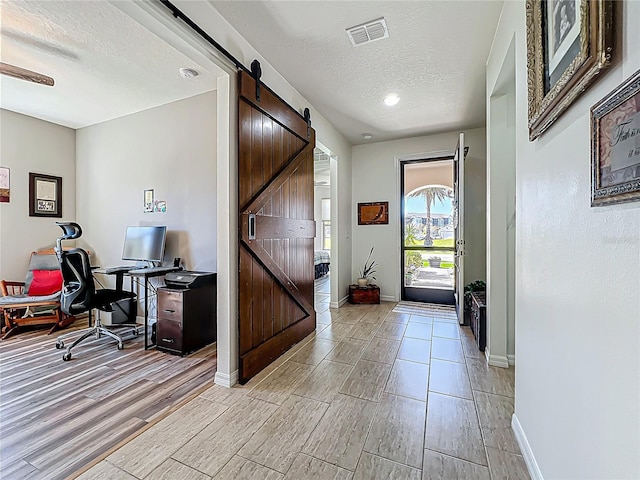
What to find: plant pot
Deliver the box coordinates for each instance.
[428,259,441,268]
[404,274,412,286]
[357,278,369,287]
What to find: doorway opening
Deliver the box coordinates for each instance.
[314,148,331,313]
[401,158,455,305]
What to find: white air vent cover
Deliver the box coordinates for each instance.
[346,17,389,47]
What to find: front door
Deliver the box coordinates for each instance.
[238,70,316,383]
[401,158,456,305]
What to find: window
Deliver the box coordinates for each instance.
[321,198,330,250]
[322,221,331,250]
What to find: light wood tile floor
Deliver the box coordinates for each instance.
[75,301,530,480]
[0,319,217,480]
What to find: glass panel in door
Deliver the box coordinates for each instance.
[401,160,455,305]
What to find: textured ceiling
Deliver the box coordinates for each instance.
[211,0,503,145]
[0,0,221,129]
[314,149,331,185]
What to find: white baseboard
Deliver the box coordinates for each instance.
[380,295,396,302]
[512,414,543,480]
[488,353,510,368]
[507,354,516,366]
[330,296,348,309]
[214,369,238,388]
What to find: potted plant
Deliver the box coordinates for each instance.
[463,280,486,324]
[428,255,441,268]
[357,246,377,286]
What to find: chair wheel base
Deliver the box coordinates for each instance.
[117,342,124,350]
[55,341,64,349]
[62,352,72,361]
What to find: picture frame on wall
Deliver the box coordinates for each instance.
[29,172,62,217]
[591,70,640,207]
[0,167,9,203]
[526,0,614,140]
[143,189,154,213]
[358,201,389,225]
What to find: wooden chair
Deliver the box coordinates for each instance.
[0,248,75,339]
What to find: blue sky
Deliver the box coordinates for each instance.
[405,195,453,215]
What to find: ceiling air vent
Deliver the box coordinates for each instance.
[346,17,389,47]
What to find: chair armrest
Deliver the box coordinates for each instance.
[0,299,61,310]
[1,280,25,297]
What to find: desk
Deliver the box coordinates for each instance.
[127,267,180,349]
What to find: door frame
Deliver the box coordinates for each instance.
[399,155,456,304]
[315,141,339,308]
[393,151,456,302]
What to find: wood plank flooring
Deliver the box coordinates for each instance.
[0,319,217,479]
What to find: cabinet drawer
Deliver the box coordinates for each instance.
[157,319,183,352]
[158,290,183,321]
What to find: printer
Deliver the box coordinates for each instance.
[164,271,216,289]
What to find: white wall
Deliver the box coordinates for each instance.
[0,109,76,280]
[314,186,330,251]
[351,128,487,301]
[75,92,217,277]
[487,65,517,366]
[487,1,640,478]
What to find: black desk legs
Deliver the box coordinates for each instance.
[115,272,124,292]
[144,276,150,350]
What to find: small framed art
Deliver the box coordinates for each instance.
[358,202,389,225]
[29,172,62,217]
[144,189,154,212]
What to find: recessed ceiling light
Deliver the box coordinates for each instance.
[179,67,199,79]
[362,133,373,140]
[383,94,400,106]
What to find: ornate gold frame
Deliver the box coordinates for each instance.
[526,0,614,140]
[591,70,640,207]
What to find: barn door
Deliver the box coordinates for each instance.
[238,69,316,383]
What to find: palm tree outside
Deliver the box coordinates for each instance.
[408,186,451,246]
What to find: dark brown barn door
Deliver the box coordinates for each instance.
[238,70,316,384]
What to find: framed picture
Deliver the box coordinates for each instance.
[591,70,640,207]
[143,189,154,212]
[358,201,389,225]
[154,200,166,213]
[29,173,62,217]
[0,167,9,203]
[526,0,614,140]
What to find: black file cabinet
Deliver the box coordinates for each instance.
[156,282,216,356]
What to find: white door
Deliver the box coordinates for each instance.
[453,133,465,323]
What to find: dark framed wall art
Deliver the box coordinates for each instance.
[29,172,62,217]
[358,201,389,225]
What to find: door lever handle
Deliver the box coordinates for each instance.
[248,214,256,240]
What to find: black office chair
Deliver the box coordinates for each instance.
[54,222,137,361]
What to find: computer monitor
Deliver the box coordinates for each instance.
[122,226,167,263]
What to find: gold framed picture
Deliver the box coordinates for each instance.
[358,202,389,225]
[591,69,640,207]
[526,0,614,140]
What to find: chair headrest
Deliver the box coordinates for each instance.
[56,222,82,240]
